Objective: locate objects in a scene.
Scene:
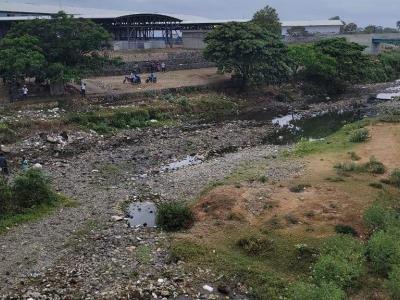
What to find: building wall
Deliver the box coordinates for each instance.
[182,30,208,49]
[282,25,341,36]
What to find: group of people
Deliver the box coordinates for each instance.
[0,153,29,178]
[123,71,158,85]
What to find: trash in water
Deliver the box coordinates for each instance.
[161,155,203,172]
[127,202,157,228]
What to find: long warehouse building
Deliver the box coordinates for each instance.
[0,1,343,50]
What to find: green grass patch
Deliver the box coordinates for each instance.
[289,120,370,157]
[0,194,75,233]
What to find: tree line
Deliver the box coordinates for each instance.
[204,6,400,94]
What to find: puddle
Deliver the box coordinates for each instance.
[267,110,362,144]
[127,202,157,228]
[161,155,203,172]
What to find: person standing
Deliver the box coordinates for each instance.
[161,62,166,72]
[22,85,28,99]
[0,153,9,176]
[80,82,86,97]
[21,157,29,171]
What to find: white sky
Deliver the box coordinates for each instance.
[6,0,400,27]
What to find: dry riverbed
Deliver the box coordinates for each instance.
[1,81,400,299]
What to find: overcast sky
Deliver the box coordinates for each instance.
[9,0,400,27]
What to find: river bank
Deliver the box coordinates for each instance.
[1,80,400,299]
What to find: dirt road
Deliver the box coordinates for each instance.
[80,68,228,96]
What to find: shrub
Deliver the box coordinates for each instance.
[335,224,358,236]
[288,281,345,300]
[0,177,12,214]
[312,254,364,288]
[289,184,311,193]
[348,151,361,161]
[386,265,400,299]
[363,201,395,231]
[156,202,194,232]
[0,123,18,144]
[389,169,400,188]
[237,233,274,256]
[369,182,383,189]
[12,169,57,209]
[364,156,386,174]
[312,235,365,288]
[334,162,360,172]
[348,129,369,143]
[367,229,400,275]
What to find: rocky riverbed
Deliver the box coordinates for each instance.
[1,80,400,299]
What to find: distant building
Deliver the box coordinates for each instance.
[281,20,344,36]
[0,2,343,50]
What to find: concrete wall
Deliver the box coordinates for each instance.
[113,40,167,51]
[182,30,208,49]
[338,33,400,54]
[95,50,214,76]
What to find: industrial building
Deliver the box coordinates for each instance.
[0,1,343,50]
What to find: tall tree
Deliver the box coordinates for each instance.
[252,5,282,36]
[204,22,289,86]
[343,23,358,33]
[0,11,111,84]
[0,35,46,81]
[397,21,400,30]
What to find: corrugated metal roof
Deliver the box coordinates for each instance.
[281,20,343,27]
[0,1,344,27]
[0,15,50,21]
[0,1,222,23]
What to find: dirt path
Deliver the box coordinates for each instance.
[79,68,228,96]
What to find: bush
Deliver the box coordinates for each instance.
[335,224,358,236]
[12,169,57,209]
[312,235,365,288]
[288,281,345,300]
[386,265,400,299]
[0,177,12,214]
[0,123,18,144]
[156,202,194,232]
[364,156,386,174]
[348,129,369,143]
[289,184,311,193]
[369,182,383,189]
[389,169,400,188]
[363,201,396,231]
[237,233,274,256]
[367,229,400,275]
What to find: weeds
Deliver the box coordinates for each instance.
[334,224,358,236]
[289,184,311,193]
[237,233,274,256]
[348,151,361,161]
[348,129,369,143]
[334,156,385,175]
[156,202,194,232]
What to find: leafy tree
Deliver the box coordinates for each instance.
[364,25,384,34]
[344,23,358,33]
[252,5,282,36]
[314,38,368,83]
[0,35,46,81]
[0,11,111,84]
[397,21,400,30]
[204,22,290,87]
